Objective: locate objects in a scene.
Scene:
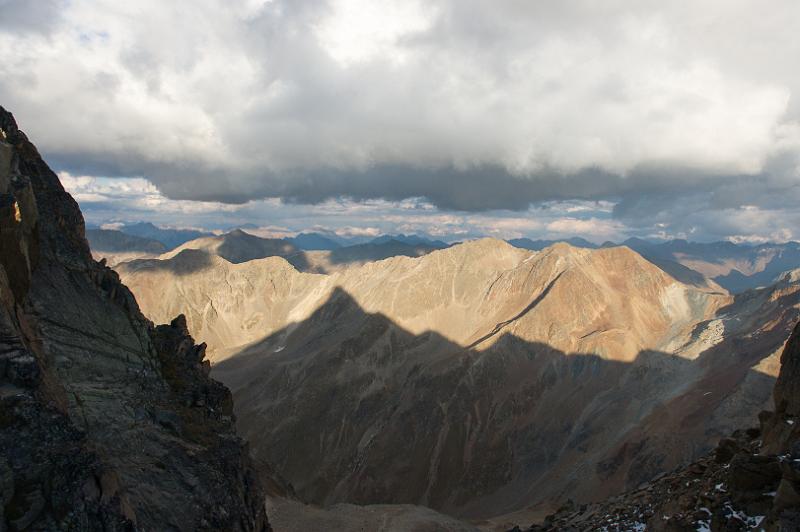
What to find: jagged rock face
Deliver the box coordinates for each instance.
[119,234,800,518]
[762,322,800,453]
[0,107,268,530]
[764,325,800,432]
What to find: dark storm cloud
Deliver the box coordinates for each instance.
[1,0,800,242]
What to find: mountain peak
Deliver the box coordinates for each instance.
[227,228,251,237]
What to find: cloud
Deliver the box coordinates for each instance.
[61,173,800,244]
[0,0,63,34]
[546,218,626,240]
[3,1,800,241]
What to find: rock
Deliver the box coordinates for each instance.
[763,322,800,453]
[0,138,12,193]
[714,438,740,464]
[0,458,12,507]
[776,323,800,418]
[0,105,269,530]
[775,478,800,512]
[728,454,781,492]
[153,408,182,434]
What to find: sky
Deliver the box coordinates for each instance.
[1,0,800,243]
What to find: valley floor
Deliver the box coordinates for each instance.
[266,496,480,531]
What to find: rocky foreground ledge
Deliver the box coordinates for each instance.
[0,105,268,530]
[515,323,800,531]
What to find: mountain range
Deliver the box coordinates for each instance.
[117,235,800,521]
[95,221,800,294]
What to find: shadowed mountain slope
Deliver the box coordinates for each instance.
[119,235,800,520]
[296,238,445,273]
[213,286,797,518]
[150,229,444,274]
[0,107,267,529]
[162,228,300,264]
[86,228,166,254]
[86,228,167,266]
[516,319,800,531]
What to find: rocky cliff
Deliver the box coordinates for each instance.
[0,106,268,530]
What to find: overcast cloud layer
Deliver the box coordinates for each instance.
[2,0,800,241]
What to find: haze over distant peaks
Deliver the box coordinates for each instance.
[91,220,800,294]
[110,221,213,248]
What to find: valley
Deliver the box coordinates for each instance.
[115,229,800,521]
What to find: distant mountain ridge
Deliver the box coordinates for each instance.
[161,228,299,264]
[286,232,342,250]
[94,219,800,294]
[284,232,449,251]
[508,236,598,251]
[510,236,800,293]
[86,228,167,253]
[119,229,444,274]
[105,222,449,252]
[615,238,800,293]
[114,221,213,249]
[369,233,450,248]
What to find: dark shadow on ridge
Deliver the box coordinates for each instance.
[213,285,799,520]
[284,240,444,273]
[118,231,443,275]
[120,248,216,275]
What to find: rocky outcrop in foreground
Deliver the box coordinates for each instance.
[0,106,268,530]
[517,322,800,531]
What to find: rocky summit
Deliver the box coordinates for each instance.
[0,107,268,530]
